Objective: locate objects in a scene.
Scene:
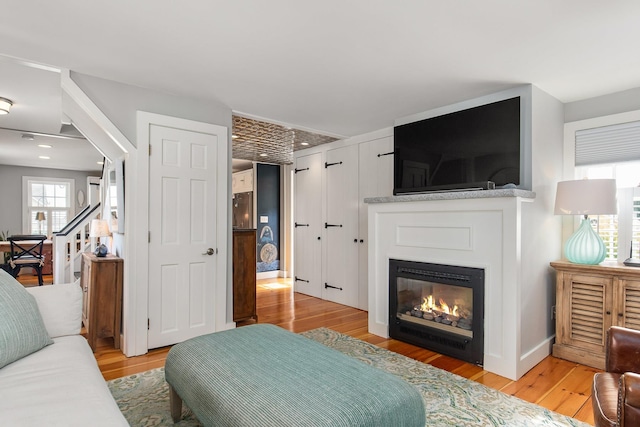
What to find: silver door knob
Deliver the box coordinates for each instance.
[203,248,215,255]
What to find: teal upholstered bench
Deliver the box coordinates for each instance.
[165,324,425,426]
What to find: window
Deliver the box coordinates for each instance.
[23,177,74,236]
[568,112,640,263]
[577,161,640,261]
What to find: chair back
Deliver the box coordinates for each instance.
[8,235,47,263]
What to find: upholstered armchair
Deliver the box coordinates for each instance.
[592,326,640,427]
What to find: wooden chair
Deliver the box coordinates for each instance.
[592,326,640,426]
[8,235,47,286]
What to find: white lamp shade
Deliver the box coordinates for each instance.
[0,97,12,115]
[554,179,617,216]
[89,219,111,237]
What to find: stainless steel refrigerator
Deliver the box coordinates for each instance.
[232,191,253,229]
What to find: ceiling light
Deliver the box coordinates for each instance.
[301,142,309,146]
[0,97,13,115]
[260,153,268,157]
[97,161,104,165]
[38,144,52,148]
[39,155,50,160]
[22,134,35,140]
[232,134,239,139]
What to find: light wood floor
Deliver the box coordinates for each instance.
[22,275,596,425]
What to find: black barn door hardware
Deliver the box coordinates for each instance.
[295,276,310,283]
[325,283,343,291]
[294,222,309,228]
[325,161,343,168]
[325,223,343,228]
[377,151,395,157]
[294,167,309,174]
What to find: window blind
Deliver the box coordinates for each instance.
[575,120,640,166]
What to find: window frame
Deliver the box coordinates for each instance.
[22,176,75,236]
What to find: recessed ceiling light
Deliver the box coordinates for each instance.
[39,155,50,160]
[38,144,52,148]
[300,142,309,146]
[97,161,104,165]
[259,153,268,157]
[0,97,12,115]
[22,134,35,140]
[232,134,239,139]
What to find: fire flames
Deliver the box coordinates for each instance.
[420,295,459,318]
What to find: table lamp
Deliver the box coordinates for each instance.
[35,211,46,234]
[554,179,617,265]
[89,219,111,257]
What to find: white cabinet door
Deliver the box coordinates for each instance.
[293,153,323,298]
[324,145,359,307]
[357,137,394,309]
[232,169,253,194]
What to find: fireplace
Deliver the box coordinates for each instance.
[389,259,484,365]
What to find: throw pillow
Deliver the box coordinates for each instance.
[0,270,53,369]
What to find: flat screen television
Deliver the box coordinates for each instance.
[393,96,521,195]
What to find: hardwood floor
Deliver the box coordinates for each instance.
[22,275,596,425]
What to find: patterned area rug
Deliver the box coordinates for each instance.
[108,328,589,427]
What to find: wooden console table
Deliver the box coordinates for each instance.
[81,253,123,351]
[233,229,257,322]
[551,260,640,369]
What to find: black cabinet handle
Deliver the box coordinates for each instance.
[377,151,395,157]
[325,161,343,168]
[325,283,343,291]
[294,222,309,228]
[295,276,309,283]
[325,223,343,228]
[294,167,309,174]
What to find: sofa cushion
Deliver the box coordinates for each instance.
[0,270,53,369]
[27,283,83,338]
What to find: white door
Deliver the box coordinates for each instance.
[324,145,359,307]
[358,136,394,310]
[293,153,323,297]
[147,124,221,348]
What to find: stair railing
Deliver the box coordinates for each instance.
[53,203,101,284]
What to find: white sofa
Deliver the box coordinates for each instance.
[0,276,128,426]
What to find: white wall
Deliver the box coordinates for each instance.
[0,165,100,235]
[70,72,232,147]
[64,72,233,356]
[564,87,640,123]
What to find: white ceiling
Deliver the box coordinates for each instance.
[1,1,640,170]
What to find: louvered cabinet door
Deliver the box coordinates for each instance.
[615,278,640,330]
[560,273,613,354]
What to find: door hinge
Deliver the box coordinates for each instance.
[148,231,151,243]
[147,319,150,330]
[149,145,152,155]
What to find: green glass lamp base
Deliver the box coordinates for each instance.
[565,218,607,265]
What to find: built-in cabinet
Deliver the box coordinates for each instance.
[232,168,254,194]
[81,253,123,352]
[551,260,640,369]
[293,132,393,310]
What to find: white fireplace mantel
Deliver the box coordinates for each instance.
[366,190,558,380]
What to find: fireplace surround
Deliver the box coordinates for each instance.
[366,189,559,380]
[389,259,484,365]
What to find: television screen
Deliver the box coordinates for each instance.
[393,97,521,194]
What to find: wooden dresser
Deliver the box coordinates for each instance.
[81,252,123,352]
[233,229,257,322]
[551,260,640,369]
